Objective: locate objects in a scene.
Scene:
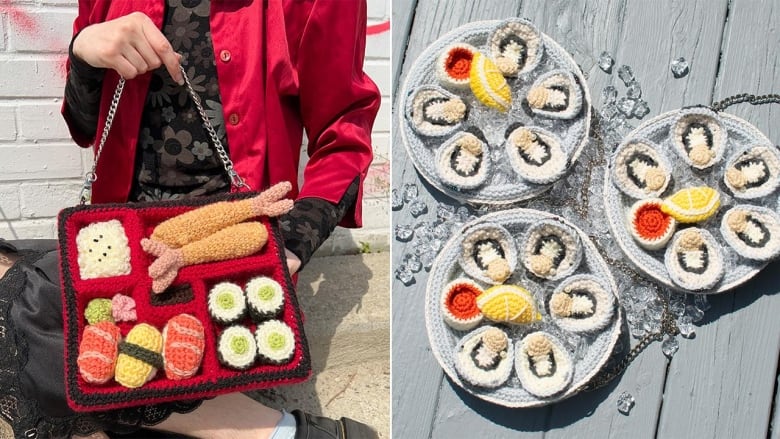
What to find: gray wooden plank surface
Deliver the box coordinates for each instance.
[392,0,780,437]
[656,0,780,437]
[391,0,417,95]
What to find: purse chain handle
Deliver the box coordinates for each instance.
[79,65,249,205]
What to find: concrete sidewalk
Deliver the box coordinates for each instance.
[250,252,390,438]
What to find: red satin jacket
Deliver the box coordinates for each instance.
[62,0,380,227]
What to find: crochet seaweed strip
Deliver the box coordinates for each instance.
[604,107,780,294]
[400,18,592,204]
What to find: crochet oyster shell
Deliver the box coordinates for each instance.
[458,223,518,284]
[521,220,583,280]
[671,107,727,170]
[525,69,583,120]
[723,145,780,199]
[664,228,724,291]
[612,140,671,199]
[549,275,616,333]
[454,326,514,388]
[505,125,568,184]
[515,332,573,398]
[721,205,780,261]
[488,18,543,77]
[406,85,469,137]
[435,129,491,190]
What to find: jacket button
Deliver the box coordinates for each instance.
[228,113,240,125]
[220,50,231,62]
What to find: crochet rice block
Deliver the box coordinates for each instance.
[163,314,205,380]
[77,321,121,385]
[149,182,293,249]
[115,324,163,389]
[76,220,132,279]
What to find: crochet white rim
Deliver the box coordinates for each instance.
[604,110,776,294]
[425,209,621,408]
[399,19,592,205]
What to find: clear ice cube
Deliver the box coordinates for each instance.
[617,65,635,85]
[409,200,428,218]
[661,335,679,358]
[598,51,615,73]
[677,315,695,338]
[633,100,650,119]
[402,183,419,203]
[394,224,414,242]
[391,189,404,210]
[601,85,618,105]
[395,266,415,286]
[670,57,689,78]
[617,97,637,116]
[617,392,635,414]
[626,81,642,99]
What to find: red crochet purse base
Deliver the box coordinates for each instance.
[58,192,311,412]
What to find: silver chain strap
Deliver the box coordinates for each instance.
[79,65,248,205]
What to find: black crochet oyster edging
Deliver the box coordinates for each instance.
[58,191,312,410]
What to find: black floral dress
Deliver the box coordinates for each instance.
[0,0,358,437]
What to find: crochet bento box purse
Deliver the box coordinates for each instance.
[58,69,311,411]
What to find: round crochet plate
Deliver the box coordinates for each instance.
[425,209,621,408]
[604,109,779,294]
[399,19,592,205]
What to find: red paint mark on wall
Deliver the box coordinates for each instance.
[367,20,390,35]
[0,0,39,34]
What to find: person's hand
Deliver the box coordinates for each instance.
[285,249,301,275]
[73,12,183,84]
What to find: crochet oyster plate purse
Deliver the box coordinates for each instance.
[604,103,780,294]
[399,18,592,205]
[425,210,621,407]
[58,69,310,411]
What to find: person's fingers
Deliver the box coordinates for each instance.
[113,56,140,79]
[140,16,182,84]
[132,38,163,72]
[120,47,149,75]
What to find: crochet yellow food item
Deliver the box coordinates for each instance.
[115,323,163,389]
[660,186,721,223]
[469,52,511,112]
[476,285,542,325]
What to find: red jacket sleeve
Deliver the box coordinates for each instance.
[293,0,381,228]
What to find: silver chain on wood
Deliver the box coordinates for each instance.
[79,65,247,205]
[711,93,780,112]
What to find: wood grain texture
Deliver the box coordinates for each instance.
[391,0,417,95]
[657,1,780,437]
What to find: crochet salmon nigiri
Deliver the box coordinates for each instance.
[162,314,205,380]
[77,321,121,384]
[141,182,293,293]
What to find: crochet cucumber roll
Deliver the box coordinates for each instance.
[217,325,256,370]
[115,323,163,389]
[255,320,296,364]
[208,282,247,325]
[245,276,285,321]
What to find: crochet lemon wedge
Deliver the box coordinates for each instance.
[660,186,720,223]
[476,284,542,325]
[469,52,512,112]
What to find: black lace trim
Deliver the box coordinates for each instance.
[0,248,203,438]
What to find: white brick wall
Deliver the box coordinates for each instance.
[0,0,391,255]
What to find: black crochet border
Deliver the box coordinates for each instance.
[58,192,311,411]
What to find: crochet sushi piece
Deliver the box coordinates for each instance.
[255,320,296,365]
[162,314,205,380]
[454,326,513,388]
[84,298,113,325]
[440,278,484,331]
[77,321,121,385]
[76,219,132,280]
[115,323,163,389]
[245,276,285,321]
[208,282,247,325]
[515,332,573,398]
[217,325,257,370]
